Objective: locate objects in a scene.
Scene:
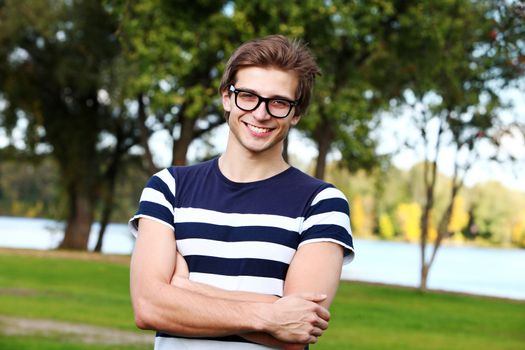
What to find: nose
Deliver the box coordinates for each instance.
[252,100,272,121]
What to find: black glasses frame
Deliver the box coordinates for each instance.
[229,85,298,118]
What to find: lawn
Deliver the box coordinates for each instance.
[0,249,523,349]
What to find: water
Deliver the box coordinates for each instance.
[0,216,134,255]
[343,239,525,300]
[1,216,524,300]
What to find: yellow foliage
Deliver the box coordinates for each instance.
[351,195,367,236]
[11,201,25,217]
[350,195,374,237]
[428,221,438,242]
[511,210,525,247]
[396,202,421,242]
[448,195,469,234]
[10,200,44,218]
[378,213,395,239]
[25,201,44,218]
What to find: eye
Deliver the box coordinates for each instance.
[270,99,291,109]
[238,91,258,101]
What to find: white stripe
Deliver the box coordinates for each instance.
[298,238,355,264]
[128,215,175,237]
[311,187,347,206]
[178,239,296,264]
[301,211,351,234]
[154,168,176,196]
[176,207,303,232]
[140,188,173,214]
[155,336,275,350]
[189,272,284,296]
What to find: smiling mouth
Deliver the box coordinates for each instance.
[244,122,274,134]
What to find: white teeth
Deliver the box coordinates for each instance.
[247,124,271,134]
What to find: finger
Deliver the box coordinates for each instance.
[307,335,319,344]
[314,304,331,321]
[310,326,324,337]
[314,316,329,330]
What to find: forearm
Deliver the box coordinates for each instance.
[133,278,270,337]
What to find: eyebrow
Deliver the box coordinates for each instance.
[236,86,295,101]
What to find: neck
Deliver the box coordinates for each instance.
[219,138,289,183]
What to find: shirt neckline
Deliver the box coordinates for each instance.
[212,157,296,188]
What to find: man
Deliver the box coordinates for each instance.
[129,35,354,349]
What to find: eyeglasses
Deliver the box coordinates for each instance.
[229,85,298,118]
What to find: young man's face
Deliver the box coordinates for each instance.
[222,66,300,157]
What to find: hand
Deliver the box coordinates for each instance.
[265,293,330,345]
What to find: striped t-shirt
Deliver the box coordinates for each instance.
[129,158,354,349]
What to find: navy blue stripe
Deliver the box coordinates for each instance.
[137,202,174,228]
[175,223,299,248]
[185,255,289,279]
[156,332,252,343]
[147,174,176,204]
[309,197,349,215]
[301,225,353,249]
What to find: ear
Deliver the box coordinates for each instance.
[290,114,301,126]
[222,89,232,112]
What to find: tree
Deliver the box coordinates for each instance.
[393,0,525,289]
[110,0,233,169]
[0,1,136,250]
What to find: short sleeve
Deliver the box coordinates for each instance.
[128,168,176,237]
[299,186,355,264]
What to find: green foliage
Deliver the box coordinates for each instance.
[0,158,62,218]
[469,181,525,244]
[323,159,525,246]
[0,0,135,248]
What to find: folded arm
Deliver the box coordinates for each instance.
[170,238,344,349]
[130,218,329,345]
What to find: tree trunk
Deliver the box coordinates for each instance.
[420,263,430,291]
[59,190,95,250]
[313,119,334,180]
[172,115,196,166]
[93,202,111,253]
[93,161,118,253]
[419,157,439,290]
[138,93,157,174]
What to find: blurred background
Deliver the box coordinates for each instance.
[0,1,524,349]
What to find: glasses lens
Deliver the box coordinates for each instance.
[268,99,292,118]
[236,91,259,111]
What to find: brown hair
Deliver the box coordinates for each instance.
[219,35,320,119]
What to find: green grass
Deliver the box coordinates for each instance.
[0,251,524,350]
[0,253,135,331]
[0,335,149,350]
